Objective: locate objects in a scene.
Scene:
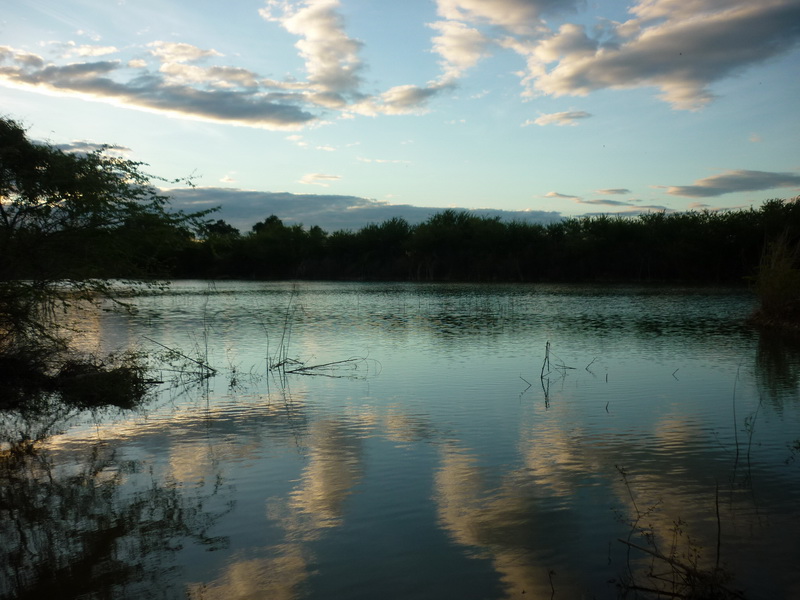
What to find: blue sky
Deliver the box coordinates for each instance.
[2,0,799,232]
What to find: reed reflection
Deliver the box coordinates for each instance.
[0,440,230,600]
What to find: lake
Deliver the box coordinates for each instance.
[2,281,799,599]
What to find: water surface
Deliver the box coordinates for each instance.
[2,282,799,599]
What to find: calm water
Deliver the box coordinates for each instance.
[2,281,800,599]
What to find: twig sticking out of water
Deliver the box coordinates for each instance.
[142,336,217,376]
[283,356,372,377]
[541,341,551,379]
[539,341,575,406]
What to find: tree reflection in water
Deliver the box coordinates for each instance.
[0,416,231,600]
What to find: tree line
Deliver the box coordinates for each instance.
[176,200,800,284]
[3,115,799,288]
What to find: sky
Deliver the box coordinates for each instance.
[2,0,800,232]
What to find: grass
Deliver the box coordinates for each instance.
[749,231,800,333]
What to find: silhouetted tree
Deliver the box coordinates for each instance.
[0,117,210,402]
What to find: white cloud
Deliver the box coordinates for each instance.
[299,172,341,186]
[428,20,489,80]
[158,63,260,88]
[527,110,591,126]
[62,42,118,58]
[262,0,364,101]
[148,41,222,63]
[357,157,410,164]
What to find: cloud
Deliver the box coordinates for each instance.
[435,0,582,35]
[357,157,410,165]
[665,169,800,197]
[352,81,454,116]
[576,198,637,207]
[148,41,223,63]
[299,173,342,186]
[428,20,490,80]
[0,47,317,129]
[51,140,132,155]
[61,42,119,58]
[5,0,797,132]
[595,188,631,195]
[261,0,364,102]
[527,110,591,126]
[166,187,563,232]
[0,46,44,68]
[524,0,800,110]
[158,63,261,89]
[544,191,580,200]
[687,201,711,210]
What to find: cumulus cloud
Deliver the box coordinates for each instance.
[261,0,364,101]
[526,110,591,126]
[666,169,800,197]
[524,0,800,110]
[428,20,490,80]
[4,0,798,132]
[166,187,563,232]
[427,0,800,111]
[299,172,342,186]
[595,188,631,195]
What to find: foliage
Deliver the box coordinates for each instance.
[750,229,800,328]
[0,441,230,600]
[0,117,211,406]
[174,198,800,285]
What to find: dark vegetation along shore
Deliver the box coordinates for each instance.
[2,116,800,409]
